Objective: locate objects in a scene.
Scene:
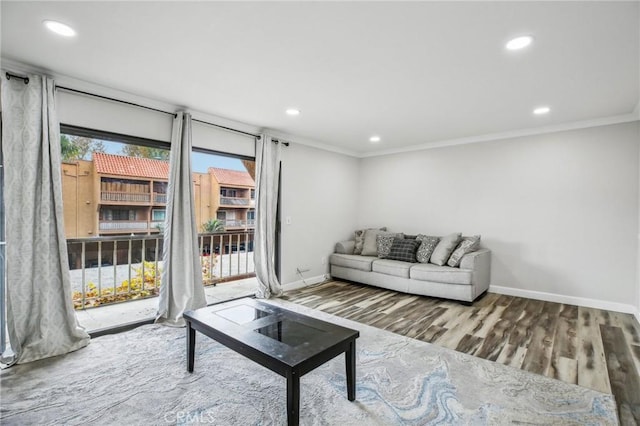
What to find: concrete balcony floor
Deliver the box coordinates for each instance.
[75,277,258,333]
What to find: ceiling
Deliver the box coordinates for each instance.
[2,1,639,156]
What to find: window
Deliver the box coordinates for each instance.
[220,188,237,197]
[100,208,136,221]
[59,125,258,326]
[250,189,255,199]
[60,128,170,238]
[152,209,166,221]
[247,210,255,221]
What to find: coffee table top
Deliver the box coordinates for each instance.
[184,298,359,368]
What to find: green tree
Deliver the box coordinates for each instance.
[121,145,169,161]
[60,135,106,160]
[202,218,225,233]
[60,135,80,161]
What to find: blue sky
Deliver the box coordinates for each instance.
[101,140,247,173]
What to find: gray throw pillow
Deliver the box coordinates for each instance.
[447,235,481,267]
[430,232,462,265]
[386,238,420,263]
[362,229,399,256]
[415,235,440,263]
[353,227,386,255]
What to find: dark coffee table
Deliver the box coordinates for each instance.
[183,298,359,426]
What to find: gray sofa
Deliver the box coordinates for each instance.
[330,239,491,303]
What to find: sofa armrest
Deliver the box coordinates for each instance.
[460,249,491,294]
[460,248,490,269]
[335,240,356,254]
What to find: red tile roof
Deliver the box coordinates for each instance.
[208,167,254,187]
[93,152,169,180]
[93,153,254,186]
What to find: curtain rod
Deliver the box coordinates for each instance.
[5,72,29,84]
[271,139,290,146]
[192,118,260,139]
[56,86,261,140]
[56,86,176,117]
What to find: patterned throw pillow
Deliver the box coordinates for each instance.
[447,235,481,267]
[354,227,386,255]
[386,238,421,263]
[415,235,440,263]
[376,234,400,258]
[362,230,401,256]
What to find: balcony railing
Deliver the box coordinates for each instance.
[221,219,255,228]
[220,196,252,206]
[99,220,149,231]
[101,191,151,203]
[154,193,167,204]
[100,191,167,205]
[67,231,255,310]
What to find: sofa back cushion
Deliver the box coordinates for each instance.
[386,238,421,263]
[415,235,440,263]
[430,232,462,265]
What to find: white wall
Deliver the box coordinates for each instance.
[358,122,640,311]
[280,143,359,287]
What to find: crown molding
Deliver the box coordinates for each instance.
[360,113,640,158]
[265,129,360,158]
[4,57,637,160]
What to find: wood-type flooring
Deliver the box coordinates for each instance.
[282,280,640,425]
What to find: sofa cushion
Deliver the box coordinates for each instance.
[430,232,462,265]
[353,227,386,255]
[386,238,420,263]
[362,230,400,256]
[447,235,481,267]
[410,263,472,285]
[329,253,375,272]
[372,259,412,278]
[415,235,440,263]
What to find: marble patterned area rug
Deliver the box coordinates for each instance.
[1,298,617,425]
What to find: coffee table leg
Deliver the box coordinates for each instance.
[286,370,300,426]
[346,339,356,401]
[187,321,196,373]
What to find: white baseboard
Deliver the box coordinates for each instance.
[282,274,330,292]
[489,285,637,314]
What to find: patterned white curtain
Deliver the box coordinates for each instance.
[156,112,206,326]
[1,73,89,364]
[254,135,283,298]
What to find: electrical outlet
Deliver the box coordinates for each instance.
[321,256,327,265]
[285,216,292,225]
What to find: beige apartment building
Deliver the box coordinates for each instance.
[61,152,255,239]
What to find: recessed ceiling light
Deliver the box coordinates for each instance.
[43,20,76,37]
[506,35,533,50]
[369,136,381,143]
[285,108,300,116]
[533,106,551,115]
